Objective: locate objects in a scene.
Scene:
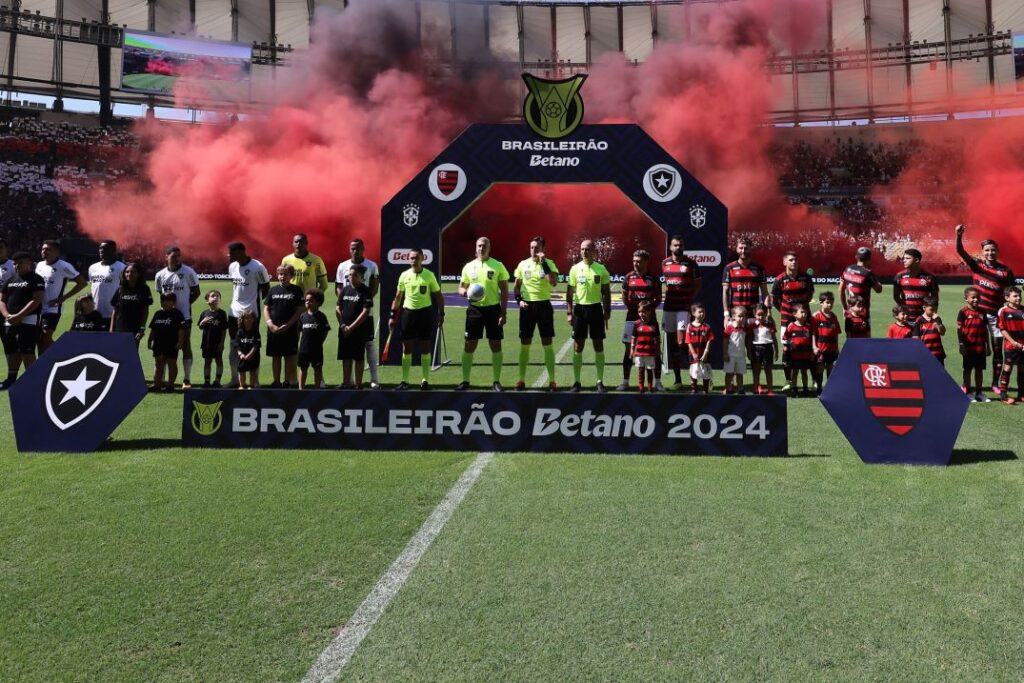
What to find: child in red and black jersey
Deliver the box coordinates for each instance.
[887,305,916,339]
[782,303,813,397]
[812,292,840,393]
[844,296,871,338]
[957,287,990,401]
[683,302,714,394]
[996,286,1024,403]
[917,297,946,365]
[749,304,778,395]
[629,301,661,393]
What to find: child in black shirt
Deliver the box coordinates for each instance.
[71,295,106,332]
[148,292,186,391]
[298,288,330,390]
[236,309,261,389]
[198,290,228,387]
[337,265,372,389]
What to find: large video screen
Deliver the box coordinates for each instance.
[1016,32,1024,91]
[121,30,252,99]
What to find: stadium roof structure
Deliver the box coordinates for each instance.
[1,0,1022,123]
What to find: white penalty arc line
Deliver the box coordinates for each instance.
[531,336,575,388]
[300,452,493,683]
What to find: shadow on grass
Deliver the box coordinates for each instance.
[99,438,182,452]
[781,453,831,458]
[948,449,1019,466]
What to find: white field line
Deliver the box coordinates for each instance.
[300,452,494,683]
[531,336,575,388]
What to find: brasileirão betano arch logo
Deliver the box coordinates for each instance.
[522,73,587,139]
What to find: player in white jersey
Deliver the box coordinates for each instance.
[154,245,201,387]
[36,239,87,352]
[0,238,17,377]
[88,240,126,329]
[335,238,381,388]
[227,241,270,387]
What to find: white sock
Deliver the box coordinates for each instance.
[366,339,379,383]
[183,359,193,383]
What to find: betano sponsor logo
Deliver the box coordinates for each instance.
[685,250,722,267]
[387,249,435,265]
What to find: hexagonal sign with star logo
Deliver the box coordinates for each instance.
[9,332,148,452]
[820,339,971,466]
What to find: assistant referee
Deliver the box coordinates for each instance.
[567,239,611,393]
[389,248,444,390]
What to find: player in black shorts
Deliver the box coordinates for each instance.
[264,264,304,388]
[0,252,45,389]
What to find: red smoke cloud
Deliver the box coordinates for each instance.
[448,0,831,273]
[871,114,1024,275]
[73,0,1024,278]
[73,0,515,270]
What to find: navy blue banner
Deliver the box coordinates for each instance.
[379,123,729,365]
[182,390,787,456]
[820,339,970,466]
[9,332,148,453]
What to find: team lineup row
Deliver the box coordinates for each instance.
[0,225,1019,397]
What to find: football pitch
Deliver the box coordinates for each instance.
[2,283,1023,681]
[121,73,176,93]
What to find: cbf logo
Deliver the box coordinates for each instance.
[522,73,586,140]
[191,401,223,436]
[44,353,119,430]
[402,203,420,227]
[860,362,924,436]
[689,204,707,229]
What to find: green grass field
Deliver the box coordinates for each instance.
[2,283,1022,681]
[122,73,176,93]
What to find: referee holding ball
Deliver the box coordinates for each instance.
[457,237,509,392]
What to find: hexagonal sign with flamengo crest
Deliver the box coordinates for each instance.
[9,332,148,452]
[820,339,971,465]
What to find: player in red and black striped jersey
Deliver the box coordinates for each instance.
[916,297,946,365]
[957,287,991,401]
[771,251,814,390]
[811,292,840,394]
[619,249,663,391]
[630,301,661,393]
[722,237,769,325]
[661,236,702,389]
[839,247,883,320]
[844,296,871,338]
[955,224,1016,391]
[781,303,813,397]
[893,248,939,323]
[996,287,1024,403]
